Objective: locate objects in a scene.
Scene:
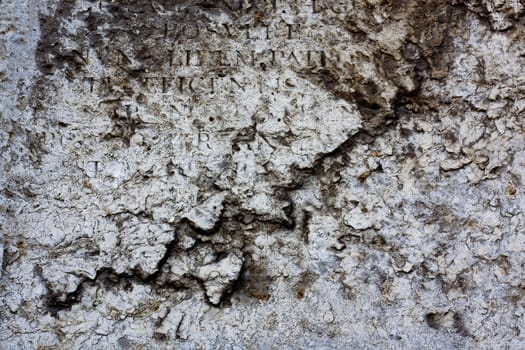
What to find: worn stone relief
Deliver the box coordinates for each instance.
[1,0,524,348]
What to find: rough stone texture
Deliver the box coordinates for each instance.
[1,0,525,349]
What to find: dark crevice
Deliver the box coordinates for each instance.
[300,210,312,244]
[43,196,302,314]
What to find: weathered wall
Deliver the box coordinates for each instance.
[1,1,525,348]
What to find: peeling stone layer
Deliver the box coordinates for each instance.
[1,1,525,349]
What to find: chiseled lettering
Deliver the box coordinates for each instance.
[286,24,300,39]
[213,50,231,66]
[162,77,168,93]
[287,51,301,65]
[222,23,234,37]
[185,50,203,66]
[312,0,322,13]
[236,50,249,66]
[306,50,327,67]
[84,77,95,93]
[230,77,245,91]
[182,23,199,39]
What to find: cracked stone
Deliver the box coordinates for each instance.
[1,0,525,348]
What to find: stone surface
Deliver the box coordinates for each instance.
[1,0,525,349]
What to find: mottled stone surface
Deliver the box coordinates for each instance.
[1,1,525,349]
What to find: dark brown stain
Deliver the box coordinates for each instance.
[29,0,485,314]
[293,270,319,300]
[425,311,471,337]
